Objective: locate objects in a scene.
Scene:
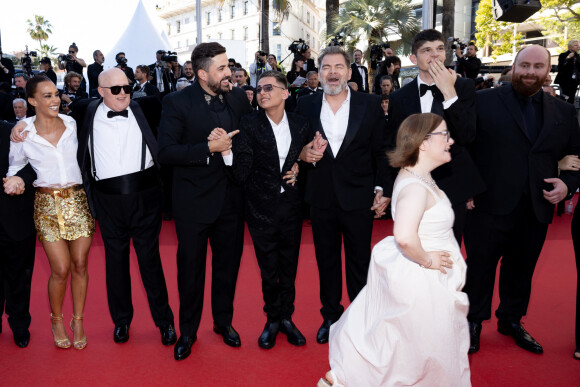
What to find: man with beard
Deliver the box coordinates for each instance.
[385,29,484,245]
[132,65,160,99]
[158,42,252,360]
[183,61,195,84]
[455,43,482,80]
[295,46,389,344]
[59,72,88,115]
[465,45,580,355]
[88,50,105,97]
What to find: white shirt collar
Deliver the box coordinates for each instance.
[265,111,288,128]
[417,74,435,87]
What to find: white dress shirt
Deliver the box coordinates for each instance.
[320,87,351,157]
[266,111,292,193]
[8,114,83,188]
[417,74,458,113]
[90,103,154,180]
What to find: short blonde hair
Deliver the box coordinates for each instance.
[568,39,579,50]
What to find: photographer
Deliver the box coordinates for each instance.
[373,55,401,94]
[149,49,174,96]
[39,57,57,84]
[555,39,580,104]
[12,74,27,100]
[59,71,87,115]
[0,51,15,84]
[249,51,272,87]
[170,60,184,89]
[267,54,282,72]
[455,42,481,80]
[114,52,135,85]
[58,43,87,90]
[303,47,317,72]
[87,50,104,97]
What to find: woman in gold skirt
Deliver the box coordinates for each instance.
[7,75,94,349]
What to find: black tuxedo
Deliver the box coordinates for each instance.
[158,82,252,336]
[349,63,369,93]
[233,110,310,320]
[386,77,485,243]
[74,98,174,330]
[295,91,388,322]
[464,85,580,324]
[0,120,36,333]
[87,62,103,97]
[297,87,322,100]
[555,51,580,103]
[133,82,160,99]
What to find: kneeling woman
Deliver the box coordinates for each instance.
[8,75,94,349]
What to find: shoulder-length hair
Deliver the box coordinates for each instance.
[388,113,444,168]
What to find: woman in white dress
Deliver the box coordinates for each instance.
[318,113,471,386]
[7,76,94,350]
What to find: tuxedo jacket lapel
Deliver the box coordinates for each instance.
[282,114,303,175]
[130,100,159,166]
[337,91,364,157]
[534,92,555,147]
[403,78,422,116]
[311,93,335,159]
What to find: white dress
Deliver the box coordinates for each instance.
[328,178,471,386]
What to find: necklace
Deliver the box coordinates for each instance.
[403,168,437,189]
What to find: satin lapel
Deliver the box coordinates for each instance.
[336,91,364,157]
[402,78,422,116]
[498,85,530,142]
[282,114,301,174]
[130,100,159,165]
[534,93,554,148]
[80,98,102,171]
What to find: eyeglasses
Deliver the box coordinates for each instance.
[255,84,286,94]
[68,51,75,54]
[425,130,450,142]
[101,85,132,95]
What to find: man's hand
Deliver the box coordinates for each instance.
[558,154,580,172]
[208,128,239,153]
[455,47,463,58]
[3,176,25,195]
[10,121,28,142]
[371,190,390,218]
[387,62,395,75]
[299,131,326,164]
[283,162,299,186]
[543,178,568,204]
[61,94,71,104]
[428,60,458,101]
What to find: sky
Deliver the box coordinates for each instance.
[0,0,161,58]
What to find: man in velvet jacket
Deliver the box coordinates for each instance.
[0,120,36,348]
[295,46,390,344]
[232,71,316,349]
[385,29,485,245]
[158,43,252,361]
[465,45,580,355]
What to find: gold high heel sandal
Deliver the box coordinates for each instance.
[50,313,71,349]
[70,314,87,350]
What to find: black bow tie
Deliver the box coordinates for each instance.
[107,110,128,119]
[419,84,442,99]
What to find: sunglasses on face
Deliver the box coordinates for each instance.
[255,84,286,94]
[69,51,76,54]
[101,85,132,95]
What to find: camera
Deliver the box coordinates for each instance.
[370,43,390,70]
[161,51,178,62]
[288,39,309,55]
[21,46,37,76]
[328,35,344,47]
[257,51,267,57]
[451,38,466,51]
[116,56,128,66]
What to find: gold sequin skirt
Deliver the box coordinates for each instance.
[34,185,95,242]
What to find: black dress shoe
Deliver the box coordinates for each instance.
[316,319,334,344]
[497,320,543,354]
[258,320,280,349]
[213,324,241,347]
[280,319,306,346]
[113,324,130,343]
[160,324,177,346]
[13,329,30,348]
[468,321,482,354]
[174,335,196,360]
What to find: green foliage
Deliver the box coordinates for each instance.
[474,0,580,60]
[26,15,53,48]
[329,0,420,58]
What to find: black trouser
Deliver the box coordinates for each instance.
[0,227,36,333]
[452,200,467,247]
[174,191,245,337]
[464,194,548,324]
[560,82,579,104]
[310,197,374,322]
[93,185,174,328]
[248,193,302,321]
[571,204,580,348]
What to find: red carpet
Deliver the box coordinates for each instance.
[0,211,578,386]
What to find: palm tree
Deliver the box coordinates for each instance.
[442,0,455,66]
[327,0,340,34]
[260,0,292,53]
[26,15,53,49]
[330,0,420,56]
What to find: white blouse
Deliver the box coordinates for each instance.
[8,114,83,188]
